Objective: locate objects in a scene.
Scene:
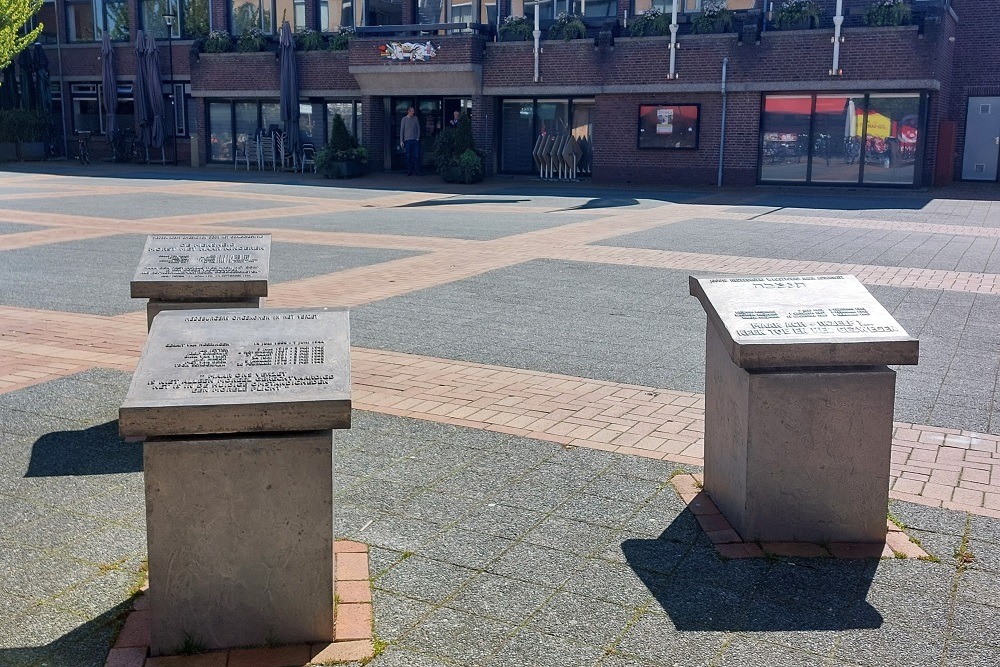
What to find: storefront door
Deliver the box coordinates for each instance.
[962,97,1000,181]
[389,97,472,171]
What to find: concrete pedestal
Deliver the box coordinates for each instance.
[704,324,895,543]
[146,297,264,330]
[144,430,334,655]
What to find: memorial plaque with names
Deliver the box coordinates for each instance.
[119,308,350,437]
[131,234,270,300]
[690,274,919,369]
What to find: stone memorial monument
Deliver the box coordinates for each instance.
[120,307,350,655]
[690,274,918,543]
[131,234,270,329]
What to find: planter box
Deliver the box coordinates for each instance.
[324,160,365,179]
[20,142,46,161]
[0,144,15,162]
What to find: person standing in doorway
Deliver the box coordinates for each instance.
[400,107,421,176]
[449,110,461,127]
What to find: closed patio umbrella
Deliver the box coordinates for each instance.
[144,32,166,161]
[134,30,151,158]
[101,33,117,143]
[278,21,300,168]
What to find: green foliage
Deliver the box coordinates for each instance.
[499,15,533,41]
[327,27,353,50]
[0,0,43,72]
[202,30,233,52]
[315,114,366,177]
[692,7,736,34]
[295,28,325,50]
[432,114,484,183]
[774,0,822,30]
[629,7,670,37]
[329,113,358,152]
[236,27,268,52]
[0,108,47,144]
[106,2,131,40]
[863,0,911,27]
[183,0,211,38]
[548,12,587,41]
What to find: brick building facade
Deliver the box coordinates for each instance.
[10,0,999,187]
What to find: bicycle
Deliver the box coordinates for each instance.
[76,131,92,165]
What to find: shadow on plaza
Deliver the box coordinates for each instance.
[0,598,133,667]
[25,421,141,477]
[622,509,882,632]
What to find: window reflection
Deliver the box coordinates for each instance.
[862,94,920,185]
[810,95,864,183]
[760,95,811,182]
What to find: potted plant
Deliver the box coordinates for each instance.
[430,113,484,183]
[236,27,268,52]
[692,0,736,34]
[863,0,911,26]
[548,12,587,41]
[0,109,47,161]
[499,15,533,41]
[202,29,233,53]
[315,114,366,178]
[629,7,670,37]
[295,29,325,51]
[328,27,354,50]
[774,0,822,30]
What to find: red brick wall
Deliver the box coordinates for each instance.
[191,51,359,92]
[348,35,485,67]
[948,0,1000,181]
[593,92,759,187]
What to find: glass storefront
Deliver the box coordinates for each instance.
[760,92,925,186]
[209,99,363,162]
[500,97,594,175]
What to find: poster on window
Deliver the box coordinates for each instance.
[638,104,700,149]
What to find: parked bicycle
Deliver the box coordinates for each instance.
[76,131,92,165]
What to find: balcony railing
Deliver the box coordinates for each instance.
[354,22,493,38]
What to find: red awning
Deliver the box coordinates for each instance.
[765,97,854,115]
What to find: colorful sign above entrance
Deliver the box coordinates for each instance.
[378,42,438,62]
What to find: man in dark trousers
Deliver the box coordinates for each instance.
[400,107,421,176]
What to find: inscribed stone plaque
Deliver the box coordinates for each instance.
[130,234,270,300]
[690,274,918,369]
[119,307,350,437]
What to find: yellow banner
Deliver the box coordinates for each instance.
[860,112,892,139]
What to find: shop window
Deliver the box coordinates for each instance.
[365,0,403,26]
[810,94,864,184]
[761,92,923,185]
[320,0,358,31]
[232,0,306,35]
[209,102,233,161]
[572,0,616,18]
[66,0,130,42]
[142,0,210,39]
[862,94,921,185]
[760,95,811,182]
[500,97,594,174]
[325,101,361,144]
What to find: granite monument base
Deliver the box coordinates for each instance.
[144,430,334,656]
[704,324,894,544]
[145,297,265,330]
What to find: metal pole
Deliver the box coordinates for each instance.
[718,57,728,187]
[831,0,844,76]
[533,3,541,83]
[668,0,679,79]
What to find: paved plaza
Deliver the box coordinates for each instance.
[1,163,999,666]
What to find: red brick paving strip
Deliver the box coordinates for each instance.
[107,541,374,667]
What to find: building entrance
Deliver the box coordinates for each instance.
[389,97,472,171]
[962,96,1000,181]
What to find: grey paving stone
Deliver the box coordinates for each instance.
[585,473,665,504]
[614,612,728,666]
[713,636,831,667]
[371,590,434,643]
[967,540,1000,572]
[8,191,274,219]
[445,571,555,623]
[395,606,512,666]
[376,556,477,605]
[947,601,1000,647]
[0,556,100,606]
[485,629,604,667]
[368,646,452,667]
[452,502,546,541]
[398,489,483,528]
[355,515,444,552]
[530,590,635,647]
[969,514,1000,545]
[889,499,969,536]
[941,641,1000,667]
[59,524,147,567]
[562,558,657,610]
[487,542,587,588]
[420,528,516,570]
[522,515,618,557]
[553,492,640,529]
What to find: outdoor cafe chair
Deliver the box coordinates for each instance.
[300,143,316,173]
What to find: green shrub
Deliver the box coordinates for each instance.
[328,28,354,50]
[863,0,911,26]
[548,12,587,41]
[295,29,325,50]
[774,0,822,30]
[499,15,533,41]
[0,109,47,144]
[432,114,484,183]
[236,27,268,52]
[202,30,233,53]
[629,7,670,37]
[692,1,736,34]
[315,113,366,177]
